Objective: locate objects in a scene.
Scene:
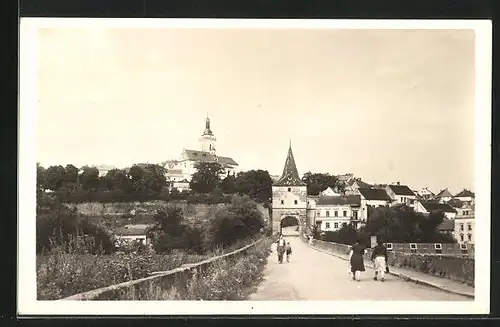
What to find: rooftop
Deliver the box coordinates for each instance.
[436,188,453,198]
[274,144,307,187]
[183,149,238,166]
[316,195,361,206]
[455,189,475,198]
[115,224,154,236]
[388,184,415,196]
[357,188,392,201]
[420,201,457,213]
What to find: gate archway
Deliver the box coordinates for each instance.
[280,215,300,236]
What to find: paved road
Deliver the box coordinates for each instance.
[249,235,471,301]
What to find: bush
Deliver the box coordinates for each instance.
[122,237,273,300]
[36,247,209,300]
[36,201,115,254]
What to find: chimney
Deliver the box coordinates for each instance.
[397,181,400,185]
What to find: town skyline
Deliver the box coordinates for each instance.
[36,27,475,194]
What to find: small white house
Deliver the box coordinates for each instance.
[115,224,153,246]
[417,187,435,200]
[356,188,392,221]
[385,184,417,208]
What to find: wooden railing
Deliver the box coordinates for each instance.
[61,237,265,301]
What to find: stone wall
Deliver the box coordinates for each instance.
[65,201,269,224]
[305,237,474,286]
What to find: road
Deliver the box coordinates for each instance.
[249,233,471,301]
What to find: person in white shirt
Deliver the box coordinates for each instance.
[276,234,286,264]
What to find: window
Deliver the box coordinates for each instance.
[343,211,347,217]
[334,211,338,217]
[317,211,321,217]
[334,222,339,229]
[342,222,347,227]
[353,211,358,219]
[467,223,472,231]
[325,222,330,229]
[288,188,291,192]
[467,234,472,241]
[294,200,298,205]
[326,211,330,217]
[280,200,284,205]
[460,223,464,231]
[460,234,464,242]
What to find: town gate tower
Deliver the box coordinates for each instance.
[271,143,308,236]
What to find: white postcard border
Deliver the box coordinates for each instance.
[18,18,492,315]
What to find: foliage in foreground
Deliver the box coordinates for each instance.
[122,237,273,300]
[37,235,263,300]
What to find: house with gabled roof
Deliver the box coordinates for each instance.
[344,178,372,195]
[454,189,475,204]
[355,187,392,221]
[385,183,417,208]
[414,201,457,219]
[435,188,453,203]
[416,187,435,200]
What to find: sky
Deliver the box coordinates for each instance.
[35,27,476,194]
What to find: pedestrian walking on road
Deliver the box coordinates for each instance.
[349,240,366,281]
[276,234,286,264]
[285,242,292,263]
[371,241,388,282]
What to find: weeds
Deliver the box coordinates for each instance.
[120,237,273,300]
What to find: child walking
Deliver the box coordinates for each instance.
[285,242,292,263]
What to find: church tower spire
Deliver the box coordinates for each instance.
[274,142,306,186]
[203,115,213,136]
[199,115,216,154]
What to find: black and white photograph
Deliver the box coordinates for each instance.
[18,18,491,315]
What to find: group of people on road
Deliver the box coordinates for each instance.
[349,240,389,282]
[275,234,292,264]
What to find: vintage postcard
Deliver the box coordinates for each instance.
[19,18,491,315]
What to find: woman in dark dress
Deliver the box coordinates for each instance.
[349,240,366,281]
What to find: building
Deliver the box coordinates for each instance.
[344,178,372,195]
[454,213,475,244]
[355,187,392,221]
[115,224,153,246]
[271,143,308,235]
[94,164,116,178]
[414,201,457,219]
[314,195,362,231]
[385,183,417,208]
[321,187,342,196]
[454,189,475,204]
[435,188,453,203]
[416,187,435,200]
[164,117,239,190]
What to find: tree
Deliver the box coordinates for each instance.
[37,163,47,191]
[235,170,272,203]
[79,166,100,191]
[129,164,167,194]
[189,162,224,194]
[104,169,132,193]
[301,172,339,195]
[64,164,79,185]
[220,175,238,194]
[45,165,67,191]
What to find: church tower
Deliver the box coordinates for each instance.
[271,142,308,235]
[199,116,217,155]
